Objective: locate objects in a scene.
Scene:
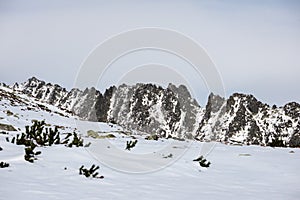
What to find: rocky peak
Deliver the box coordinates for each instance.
[22,77,45,92]
[196,92,300,147]
[107,83,201,138]
[226,93,268,115]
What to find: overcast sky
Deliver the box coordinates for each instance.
[0,0,299,106]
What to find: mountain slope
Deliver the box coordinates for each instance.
[4,77,300,147]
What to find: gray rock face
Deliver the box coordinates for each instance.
[13,77,201,138]
[108,83,202,138]
[9,77,300,147]
[196,93,300,147]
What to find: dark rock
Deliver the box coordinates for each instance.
[0,123,17,131]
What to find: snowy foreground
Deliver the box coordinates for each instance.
[0,97,300,200]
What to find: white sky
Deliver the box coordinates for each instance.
[0,0,299,106]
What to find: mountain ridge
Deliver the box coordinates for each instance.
[2,76,300,147]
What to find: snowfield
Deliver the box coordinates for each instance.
[0,88,300,200]
[1,138,299,200]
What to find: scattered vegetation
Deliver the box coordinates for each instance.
[0,131,8,135]
[79,165,104,179]
[10,120,61,147]
[125,140,138,151]
[162,153,173,158]
[24,145,41,163]
[2,119,103,178]
[0,161,9,168]
[7,120,84,162]
[65,132,84,147]
[84,142,91,148]
[9,120,84,148]
[193,155,211,168]
[4,110,14,116]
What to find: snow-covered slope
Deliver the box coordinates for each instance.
[1,82,300,200]
[1,137,299,200]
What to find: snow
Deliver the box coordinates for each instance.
[1,137,299,200]
[1,86,300,200]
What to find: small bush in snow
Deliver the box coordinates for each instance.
[193,155,211,168]
[10,120,61,146]
[65,132,84,147]
[7,120,85,162]
[79,165,104,179]
[24,145,41,163]
[0,161,9,168]
[125,140,138,151]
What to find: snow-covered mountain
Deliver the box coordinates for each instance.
[196,93,300,147]
[4,77,300,147]
[10,77,202,139]
[1,77,300,200]
[107,83,202,139]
